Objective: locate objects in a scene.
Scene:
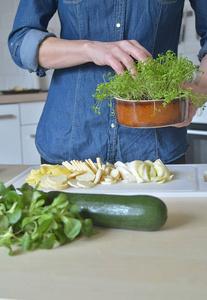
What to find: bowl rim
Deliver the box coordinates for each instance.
[114,95,187,103]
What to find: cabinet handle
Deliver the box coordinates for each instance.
[30,134,36,139]
[0,114,15,119]
[187,129,207,136]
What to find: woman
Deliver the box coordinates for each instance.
[8,0,207,164]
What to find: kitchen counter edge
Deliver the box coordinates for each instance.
[0,92,47,104]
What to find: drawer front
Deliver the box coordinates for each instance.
[21,124,41,165]
[0,104,22,164]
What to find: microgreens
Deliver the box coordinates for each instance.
[93,50,207,114]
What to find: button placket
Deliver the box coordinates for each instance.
[114,0,125,42]
[107,0,125,163]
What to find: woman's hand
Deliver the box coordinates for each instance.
[172,82,206,128]
[86,40,152,74]
[38,38,152,74]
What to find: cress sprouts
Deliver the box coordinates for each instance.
[93,50,207,114]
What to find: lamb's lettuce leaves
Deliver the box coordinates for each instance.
[0,182,94,255]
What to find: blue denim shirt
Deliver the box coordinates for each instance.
[8,0,207,164]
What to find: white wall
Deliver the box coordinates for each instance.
[0,0,60,91]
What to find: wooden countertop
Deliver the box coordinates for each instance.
[0,164,34,183]
[0,92,47,104]
[0,165,207,300]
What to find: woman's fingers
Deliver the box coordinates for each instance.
[172,102,198,128]
[172,82,207,127]
[103,43,136,74]
[172,83,198,128]
[127,39,152,61]
[88,40,152,74]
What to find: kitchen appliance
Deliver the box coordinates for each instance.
[186,107,207,164]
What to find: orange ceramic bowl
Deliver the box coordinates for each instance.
[114,97,188,128]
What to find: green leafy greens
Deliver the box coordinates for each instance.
[93,50,207,114]
[0,182,94,256]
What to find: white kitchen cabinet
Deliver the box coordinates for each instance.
[21,124,40,165]
[0,101,45,165]
[0,104,22,164]
[19,102,45,165]
[19,102,45,125]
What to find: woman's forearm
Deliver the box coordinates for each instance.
[38,37,151,74]
[38,37,92,69]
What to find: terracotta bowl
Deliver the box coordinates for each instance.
[114,97,188,128]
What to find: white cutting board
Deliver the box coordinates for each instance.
[5,164,207,198]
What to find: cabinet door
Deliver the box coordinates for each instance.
[20,102,45,125]
[0,104,22,164]
[20,102,45,165]
[21,124,41,165]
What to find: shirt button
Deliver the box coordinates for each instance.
[116,23,121,28]
[111,123,115,128]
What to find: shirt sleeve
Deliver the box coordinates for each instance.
[8,0,58,77]
[190,0,207,61]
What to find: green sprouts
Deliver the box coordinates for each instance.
[93,50,206,114]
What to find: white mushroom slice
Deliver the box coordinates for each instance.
[75,160,85,171]
[100,179,116,185]
[85,158,98,173]
[70,160,82,171]
[40,174,69,190]
[102,175,113,182]
[82,161,95,174]
[47,174,68,185]
[77,181,96,188]
[62,161,76,172]
[77,161,94,173]
[115,166,136,183]
[156,179,166,184]
[149,165,157,178]
[76,172,95,182]
[101,164,106,171]
[142,165,150,182]
[114,161,129,169]
[94,169,103,184]
[96,157,102,169]
[104,166,111,175]
[137,163,146,177]
[39,175,52,188]
[125,160,144,183]
[68,171,85,179]
[153,159,170,180]
[122,173,137,183]
[144,160,154,166]
[106,162,115,168]
[47,182,69,190]
[68,179,81,188]
[110,168,120,180]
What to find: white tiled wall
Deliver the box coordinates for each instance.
[0,0,60,91]
[0,0,203,92]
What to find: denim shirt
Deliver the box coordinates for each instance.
[8,0,207,164]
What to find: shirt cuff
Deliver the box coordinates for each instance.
[198,42,207,61]
[20,29,56,77]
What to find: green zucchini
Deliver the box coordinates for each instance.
[48,193,168,231]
